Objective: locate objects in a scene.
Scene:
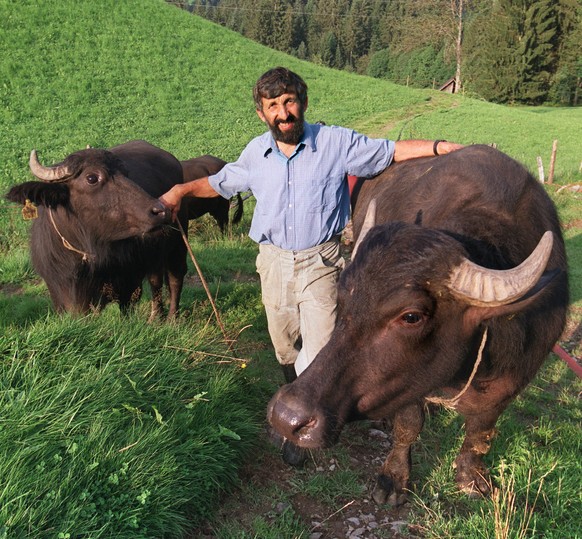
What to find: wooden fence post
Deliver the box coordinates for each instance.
[537,156,545,183]
[548,140,558,184]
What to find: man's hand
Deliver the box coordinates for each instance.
[434,141,464,155]
[159,176,219,222]
[159,184,184,222]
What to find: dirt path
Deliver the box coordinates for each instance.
[194,420,427,539]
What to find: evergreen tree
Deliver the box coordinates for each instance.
[345,0,373,68]
[368,0,389,54]
[271,0,294,52]
[320,31,338,68]
[367,48,392,79]
[517,0,558,102]
[305,0,323,63]
[296,40,308,59]
[311,0,349,65]
[464,0,558,104]
[244,0,274,47]
[549,0,582,105]
[291,0,308,52]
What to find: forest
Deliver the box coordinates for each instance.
[170,0,582,106]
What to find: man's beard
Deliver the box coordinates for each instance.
[268,109,305,145]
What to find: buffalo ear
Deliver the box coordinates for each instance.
[462,268,562,328]
[5,181,70,208]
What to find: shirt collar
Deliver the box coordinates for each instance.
[262,122,317,157]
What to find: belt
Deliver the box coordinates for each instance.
[260,235,341,256]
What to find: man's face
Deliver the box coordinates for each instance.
[256,92,307,145]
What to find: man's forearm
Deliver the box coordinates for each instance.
[159,176,220,221]
[179,176,219,198]
[393,140,464,162]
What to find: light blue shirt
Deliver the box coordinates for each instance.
[208,122,394,251]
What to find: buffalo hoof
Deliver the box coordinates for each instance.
[282,440,309,467]
[371,474,408,506]
[455,466,491,498]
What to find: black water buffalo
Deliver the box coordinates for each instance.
[6,140,189,319]
[181,155,243,232]
[268,145,568,505]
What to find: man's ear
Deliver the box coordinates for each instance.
[303,96,308,112]
[256,108,266,123]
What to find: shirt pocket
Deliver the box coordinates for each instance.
[306,173,344,213]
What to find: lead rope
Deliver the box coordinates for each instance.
[176,220,233,349]
[48,208,94,262]
[425,327,488,409]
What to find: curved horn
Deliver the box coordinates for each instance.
[352,198,377,259]
[29,150,71,182]
[447,231,554,307]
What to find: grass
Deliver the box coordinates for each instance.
[405,358,582,539]
[1,0,581,537]
[0,311,268,538]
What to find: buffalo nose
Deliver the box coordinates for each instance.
[152,200,172,222]
[267,387,324,448]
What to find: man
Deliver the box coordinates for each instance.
[160,67,462,463]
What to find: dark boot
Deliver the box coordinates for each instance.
[277,364,307,466]
[281,364,297,384]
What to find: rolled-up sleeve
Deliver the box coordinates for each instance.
[208,152,252,199]
[345,131,394,178]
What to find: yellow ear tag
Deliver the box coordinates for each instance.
[22,199,38,220]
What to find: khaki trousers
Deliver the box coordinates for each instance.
[256,239,345,375]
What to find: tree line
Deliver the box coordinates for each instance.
[169,0,582,106]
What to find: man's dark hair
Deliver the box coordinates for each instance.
[253,67,308,110]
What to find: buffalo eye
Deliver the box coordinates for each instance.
[401,311,424,325]
[85,173,100,185]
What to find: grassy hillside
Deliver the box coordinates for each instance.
[1,0,581,178]
[2,0,580,262]
[1,1,581,537]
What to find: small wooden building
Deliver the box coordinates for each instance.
[439,77,458,94]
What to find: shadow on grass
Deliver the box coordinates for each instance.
[0,289,52,328]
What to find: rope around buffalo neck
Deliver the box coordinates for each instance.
[425,327,488,409]
[48,208,95,262]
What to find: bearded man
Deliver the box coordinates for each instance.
[160,67,462,465]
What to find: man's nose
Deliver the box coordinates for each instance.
[275,103,291,117]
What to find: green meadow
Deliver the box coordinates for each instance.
[1,0,581,537]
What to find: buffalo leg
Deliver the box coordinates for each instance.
[112,279,140,315]
[454,376,519,497]
[166,247,186,319]
[372,402,424,506]
[166,270,184,319]
[453,415,499,497]
[147,272,165,321]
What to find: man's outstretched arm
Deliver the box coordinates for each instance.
[393,140,464,162]
[159,176,219,221]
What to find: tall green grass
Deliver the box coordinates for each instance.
[408,358,582,539]
[0,311,267,538]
